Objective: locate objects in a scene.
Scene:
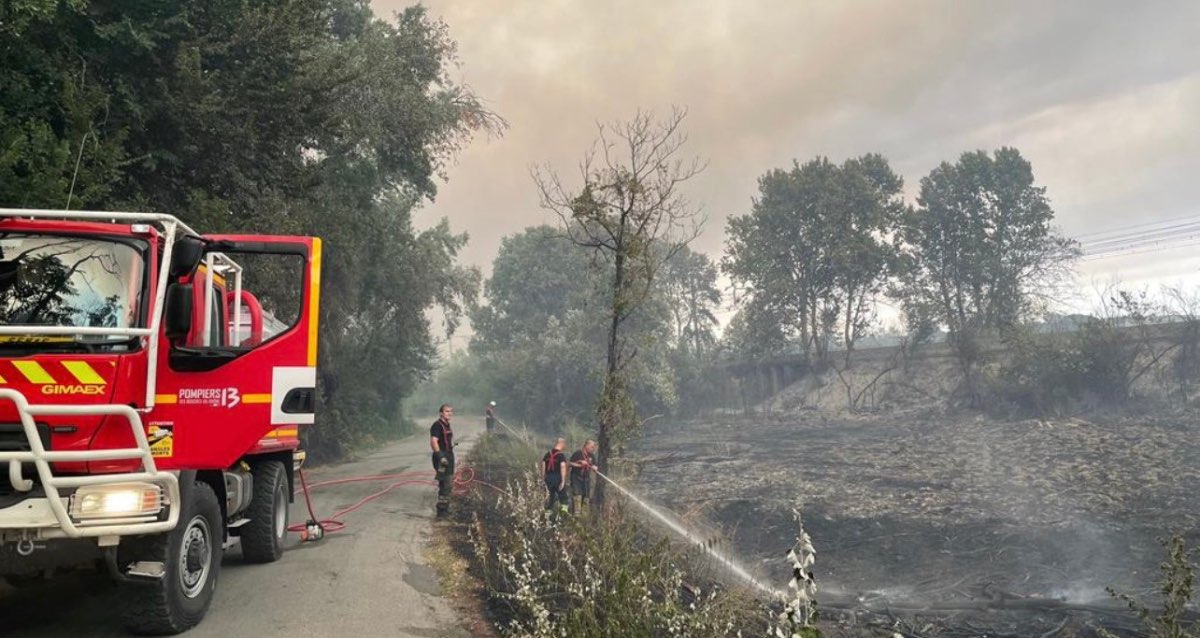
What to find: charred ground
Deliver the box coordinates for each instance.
[633,407,1200,635]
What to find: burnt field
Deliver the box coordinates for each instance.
[633,409,1200,635]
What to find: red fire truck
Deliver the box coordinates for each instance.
[0,208,321,634]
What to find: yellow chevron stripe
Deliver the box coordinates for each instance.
[243,394,272,404]
[155,394,178,404]
[13,361,55,384]
[0,374,6,384]
[62,361,106,385]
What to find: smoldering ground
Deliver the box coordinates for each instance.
[633,409,1200,634]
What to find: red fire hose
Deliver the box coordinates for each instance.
[287,465,507,540]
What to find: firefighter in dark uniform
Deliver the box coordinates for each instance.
[485,401,496,433]
[568,439,596,514]
[541,437,569,513]
[429,404,455,517]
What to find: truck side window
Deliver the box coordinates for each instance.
[228,253,304,348]
[169,250,307,372]
[208,284,224,347]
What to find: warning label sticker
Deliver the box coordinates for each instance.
[148,424,174,458]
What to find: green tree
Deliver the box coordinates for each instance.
[468,225,677,430]
[897,147,1078,403]
[657,246,723,416]
[719,300,793,360]
[659,246,721,357]
[534,109,704,497]
[471,226,602,356]
[469,226,606,426]
[724,154,903,365]
[0,1,499,457]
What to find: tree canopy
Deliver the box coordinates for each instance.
[0,0,499,457]
[897,147,1078,400]
[724,154,904,365]
[467,225,685,430]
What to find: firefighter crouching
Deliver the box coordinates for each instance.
[430,403,455,517]
[542,438,569,513]
[569,439,596,514]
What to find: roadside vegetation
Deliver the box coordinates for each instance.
[451,432,816,638]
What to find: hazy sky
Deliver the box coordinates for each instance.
[372,0,1200,330]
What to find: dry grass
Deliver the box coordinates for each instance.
[425,523,505,638]
[424,530,471,596]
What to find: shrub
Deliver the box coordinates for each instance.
[990,329,1087,416]
[468,473,762,637]
[460,431,770,637]
[1101,535,1200,638]
[991,313,1166,415]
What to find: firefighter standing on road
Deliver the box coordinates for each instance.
[430,404,455,517]
[569,439,596,514]
[541,437,569,513]
[485,401,496,433]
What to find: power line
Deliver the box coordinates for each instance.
[1082,231,1200,258]
[1081,224,1200,254]
[1073,213,1200,259]
[1075,212,1200,240]
[1082,237,1200,262]
[1082,222,1200,249]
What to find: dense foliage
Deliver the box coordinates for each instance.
[1,0,497,458]
[724,155,904,366]
[897,148,1079,401]
[462,226,722,431]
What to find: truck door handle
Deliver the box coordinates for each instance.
[280,388,315,414]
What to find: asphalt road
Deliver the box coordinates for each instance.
[0,417,482,638]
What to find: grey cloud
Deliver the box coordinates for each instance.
[373,0,1200,289]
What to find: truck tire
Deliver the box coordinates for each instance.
[120,481,222,636]
[240,460,288,563]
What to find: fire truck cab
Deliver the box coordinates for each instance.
[0,208,321,634]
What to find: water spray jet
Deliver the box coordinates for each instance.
[492,417,783,598]
[593,468,784,599]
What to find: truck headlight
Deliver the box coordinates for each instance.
[70,483,164,519]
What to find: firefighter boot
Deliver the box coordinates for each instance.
[434,455,450,517]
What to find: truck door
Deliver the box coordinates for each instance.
[150,236,320,470]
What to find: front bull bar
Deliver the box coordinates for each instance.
[0,388,180,540]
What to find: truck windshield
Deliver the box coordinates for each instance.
[0,233,145,339]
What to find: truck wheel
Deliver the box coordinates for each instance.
[120,481,222,636]
[240,460,289,563]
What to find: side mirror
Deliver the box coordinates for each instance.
[169,237,205,279]
[164,283,193,341]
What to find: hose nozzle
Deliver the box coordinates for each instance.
[300,520,325,542]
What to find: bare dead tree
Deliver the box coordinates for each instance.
[832,344,905,413]
[534,107,706,504]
